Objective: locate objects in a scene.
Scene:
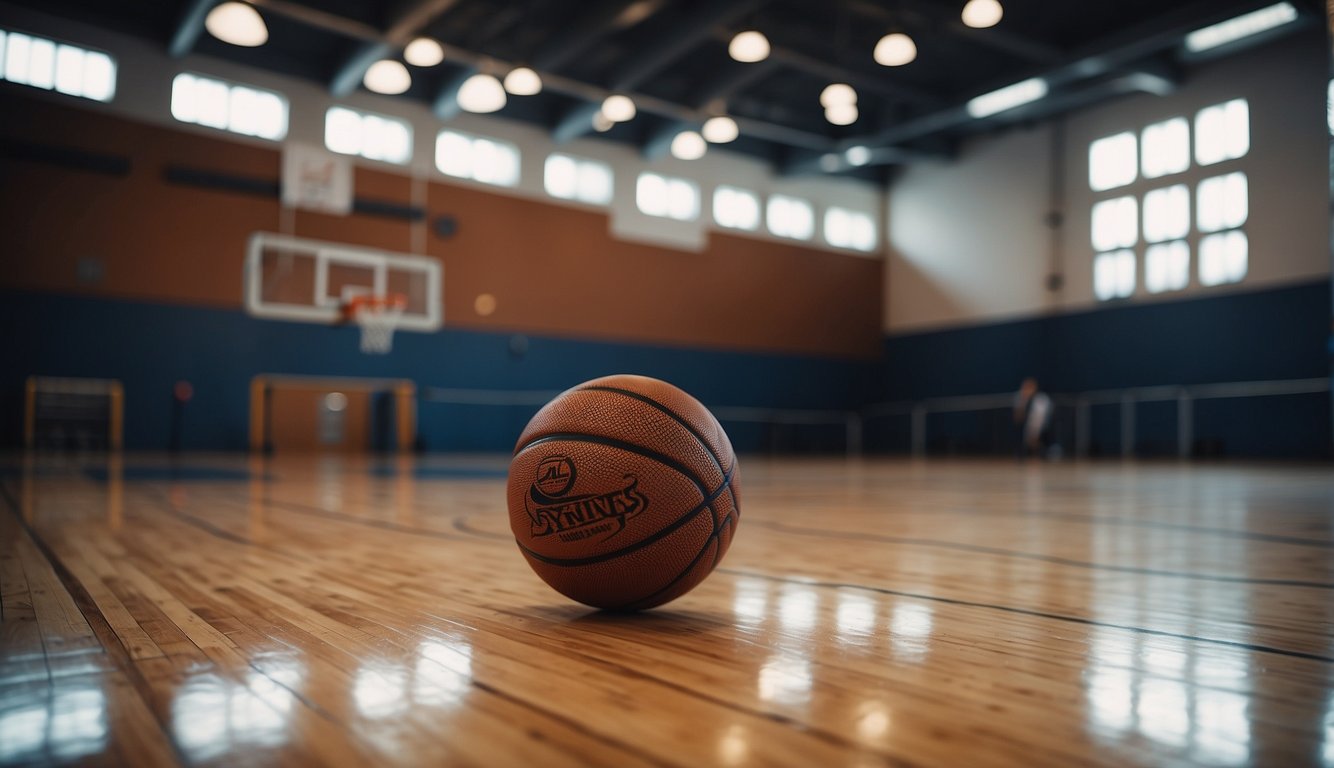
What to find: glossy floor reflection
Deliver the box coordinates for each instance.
[2,455,1332,766]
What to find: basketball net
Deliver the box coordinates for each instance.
[344,294,406,354]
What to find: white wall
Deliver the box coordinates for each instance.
[885,29,1330,335]
[0,1,884,257]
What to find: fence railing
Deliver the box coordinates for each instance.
[423,377,1330,459]
[863,377,1330,458]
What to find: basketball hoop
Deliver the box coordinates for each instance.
[343,294,407,354]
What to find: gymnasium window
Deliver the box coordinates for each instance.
[1199,230,1247,286]
[766,194,815,240]
[0,29,115,102]
[636,172,699,220]
[824,207,877,252]
[1093,250,1136,301]
[1141,118,1189,179]
[544,153,612,204]
[1145,240,1190,294]
[436,131,520,187]
[1088,131,1136,191]
[713,185,760,231]
[325,107,412,165]
[1196,172,1248,233]
[1091,196,1138,253]
[1194,99,1249,166]
[171,73,288,141]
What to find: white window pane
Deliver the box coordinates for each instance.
[1199,231,1248,286]
[54,45,84,96]
[171,73,198,123]
[1196,172,1248,233]
[1195,99,1249,166]
[714,185,759,230]
[380,120,412,164]
[255,92,287,140]
[26,36,55,89]
[1141,117,1188,179]
[1328,79,1334,135]
[1143,184,1189,243]
[472,139,518,186]
[6,33,31,84]
[1145,240,1190,293]
[435,131,471,177]
[1089,132,1137,191]
[768,195,814,239]
[576,161,612,204]
[1091,196,1137,252]
[544,154,577,199]
[1094,250,1136,300]
[637,173,668,217]
[666,179,698,220]
[825,207,877,251]
[0,32,7,81]
[228,86,259,135]
[196,77,229,129]
[326,107,364,156]
[81,51,115,101]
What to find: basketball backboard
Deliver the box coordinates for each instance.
[243,232,442,332]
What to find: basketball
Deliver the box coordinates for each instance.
[507,374,740,610]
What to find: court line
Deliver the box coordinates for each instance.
[748,519,1334,589]
[718,568,1334,665]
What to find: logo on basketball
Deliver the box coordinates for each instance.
[527,456,648,542]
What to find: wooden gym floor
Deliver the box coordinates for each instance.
[2,454,1331,767]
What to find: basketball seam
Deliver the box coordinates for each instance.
[575,385,738,522]
[622,510,736,611]
[514,432,708,498]
[514,462,735,568]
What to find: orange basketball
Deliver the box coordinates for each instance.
[507,374,740,610]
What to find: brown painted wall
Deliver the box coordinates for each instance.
[0,93,882,359]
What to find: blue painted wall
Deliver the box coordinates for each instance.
[1,290,872,453]
[868,279,1332,458]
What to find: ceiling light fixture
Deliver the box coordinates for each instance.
[592,112,614,132]
[961,0,1003,29]
[874,32,917,66]
[601,94,636,122]
[1184,2,1298,53]
[403,37,444,67]
[728,30,771,63]
[503,66,542,95]
[844,145,873,166]
[825,103,859,126]
[205,2,268,47]
[966,77,1047,118]
[363,59,411,95]
[702,116,739,143]
[671,130,707,160]
[819,83,857,108]
[457,72,507,112]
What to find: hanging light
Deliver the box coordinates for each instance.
[503,66,542,96]
[403,37,444,67]
[874,32,917,66]
[363,60,411,95]
[961,0,1003,29]
[845,146,872,166]
[592,112,614,132]
[820,83,857,108]
[457,73,507,113]
[701,116,739,143]
[728,30,770,62]
[601,94,636,122]
[825,102,858,125]
[671,130,707,160]
[205,2,268,47]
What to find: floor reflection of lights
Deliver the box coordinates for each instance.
[1085,630,1252,766]
[835,592,876,645]
[732,577,769,627]
[855,700,892,743]
[777,584,818,634]
[758,654,813,708]
[889,603,933,662]
[172,660,304,762]
[717,723,749,766]
[0,685,108,763]
[353,637,474,720]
